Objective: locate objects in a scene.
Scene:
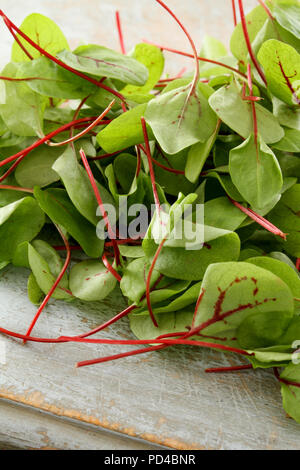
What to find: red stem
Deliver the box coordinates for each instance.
[0,184,33,193]
[0,117,100,168]
[232,0,237,27]
[228,198,287,240]
[24,225,72,341]
[47,100,115,147]
[80,149,121,266]
[274,368,300,389]
[140,118,161,212]
[237,0,267,86]
[247,63,258,144]
[0,10,126,104]
[143,40,247,79]
[115,11,126,54]
[257,0,274,21]
[296,259,300,271]
[4,17,33,60]
[205,364,253,373]
[139,143,185,175]
[155,0,199,92]
[102,253,122,282]
[146,238,167,328]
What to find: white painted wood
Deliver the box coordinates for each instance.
[0,266,300,450]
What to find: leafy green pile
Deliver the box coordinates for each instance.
[1,0,300,423]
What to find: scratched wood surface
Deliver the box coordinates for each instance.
[1,0,300,451]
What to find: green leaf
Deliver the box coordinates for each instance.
[185,120,220,183]
[230,5,268,62]
[145,82,217,154]
[246,256,300,299]
[273,98,300,130]
[269,184,300,257]
[12,241,30,268]
[69,259,117,301]
[11,13,69,63]
[143,231,240,281]
[27,272,43,305]
[52,147,114,226]
[34,187,104,258]
[28,241,72,300]
[58,45,148,85]
[229,133,283,210]
[0,197,45,262]
[193,262,294,348]
[15,144,64,188]
[272,1,300,40]
[0,63,45,137]
[120,257,161,304]
[121,43,164,99]
[204,197,247,231]
[130,308,194,341]
[258,39,300,106]
[273,128,300,152]
[97,103,154,153]
[16,57,96,99]
[209,81,284,144]
[280,363,300,424]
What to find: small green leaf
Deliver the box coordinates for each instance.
[280,363,300,424]
[27,272,43,305]
[258,39,300,105]
[97,103,154,153]
[0,197,45,262]
[69,260,117,301]
[229,133,283,210]
[34,187,104,258]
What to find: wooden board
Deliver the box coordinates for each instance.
[1,266,300,450]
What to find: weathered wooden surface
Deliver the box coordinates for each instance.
[1,0,300,451]
[1,266,300,450]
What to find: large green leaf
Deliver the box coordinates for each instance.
[229,133,283,210]
[193,262,294,349]
[272,0,300,40]
[209,81,284,144]
[11,13,69,63]
[58,45,148,85]
[34,187,103,258]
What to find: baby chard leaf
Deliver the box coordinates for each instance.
[121,43,165,100]
[279,363,300,424]
[258,39,300,106]
[11,13,69,62]
[0,63,45,137]
[193,261,294,347]
[145,82,217,155]
[34,187,104,259]
[69,260,117,302]
[58,45,149,85]
[28,241,72,301]
[97,103,154,153]
[52,147,114,226]
[0,197,45,262]
[229,133,283,211]
[209,81,284,144]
